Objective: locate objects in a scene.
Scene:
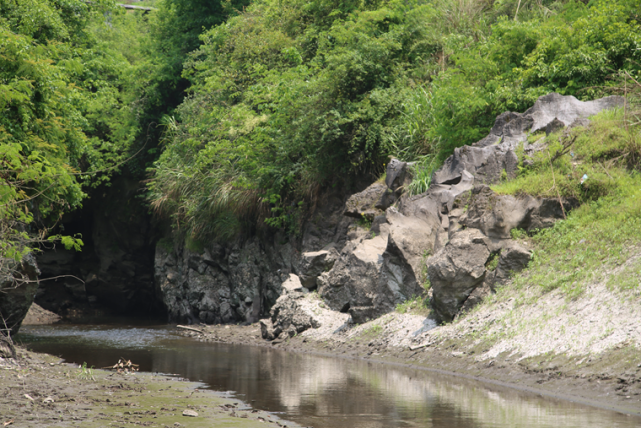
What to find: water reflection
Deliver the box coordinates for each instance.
[17,324,641,428]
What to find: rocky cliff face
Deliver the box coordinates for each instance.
[154,191,354,324]
[153,93,624,336]
[0,253,40,336]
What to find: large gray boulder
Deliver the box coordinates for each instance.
[0,253,40,337]
[428,229,492,322]
[379,209,440,305]
[318,234,387,316]
[433,94,624,186]
[299,248,339,289]
[344,182,387,221]
[459,185,575,239]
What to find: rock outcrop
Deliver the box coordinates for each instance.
[154,93,624,330]
[155,191,354,325]
[433,93,624,186]
[0,253,40,336]
[425,94,622,320]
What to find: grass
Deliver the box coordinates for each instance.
[492,108,637,203]
[356,213,373,230]
[607,256,641,293]
[396,296,431,316]
[488,108,641,298]
[76,362,95,381]
[360,324,383,339]
[407,155,440,196]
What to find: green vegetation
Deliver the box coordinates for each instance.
[396,296,431,316]
[491,104,641,298]
[2,0,641,279]
[486,252,500,271]
[147,0,641,241]
[76,362,96,381]
[0,0,244,271]
[0,0,148,265]
[361,323,383,338]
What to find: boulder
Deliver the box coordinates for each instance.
[428,229,492,322]
[299,248,338,289]
[281,273,306,293]
[459,185,575,239]
[318,235,387,314]
[493,242,532,286]
[432,143,519,186]
[260,274,320,340]
[0,253,40,336]
[348,306,379,324]
[344,182,387,221]
[379,209,440,306]
[385,158,412,192]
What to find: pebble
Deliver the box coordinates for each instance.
[182,409,198,417]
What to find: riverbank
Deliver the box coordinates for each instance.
[181,303,641,418]
[0,347,300,428]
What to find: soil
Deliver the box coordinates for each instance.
[0,347,302,428]
[179,319,641,418]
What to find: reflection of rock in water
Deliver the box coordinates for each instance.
[268,351,635,428]
[18,325,640,428]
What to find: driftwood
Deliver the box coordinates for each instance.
[408,342,433,351]
[102,358,139,373]
[177,325,204,334]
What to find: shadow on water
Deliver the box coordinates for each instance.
[16,323,641,428]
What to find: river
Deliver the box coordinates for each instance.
[16,322,641,428]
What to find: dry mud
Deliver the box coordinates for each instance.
[0,349,301,428]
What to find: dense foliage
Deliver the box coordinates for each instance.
[147,0,641,240]
[2,0,641,258]
[0,0,145,262]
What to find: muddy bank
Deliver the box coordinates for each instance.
[180,319,641,418]
[0,347,300,428]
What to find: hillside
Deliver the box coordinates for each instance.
[2,1,641,414]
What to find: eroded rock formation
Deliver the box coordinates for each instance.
[152,93,624,337]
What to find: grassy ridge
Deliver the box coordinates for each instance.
[491,105,641,299]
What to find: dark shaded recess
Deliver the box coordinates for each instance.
[35,173,165,319]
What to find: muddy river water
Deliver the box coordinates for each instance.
[16,322,641,428]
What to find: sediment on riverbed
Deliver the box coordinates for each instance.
[179,314,641,418]
[0,347,300,428]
